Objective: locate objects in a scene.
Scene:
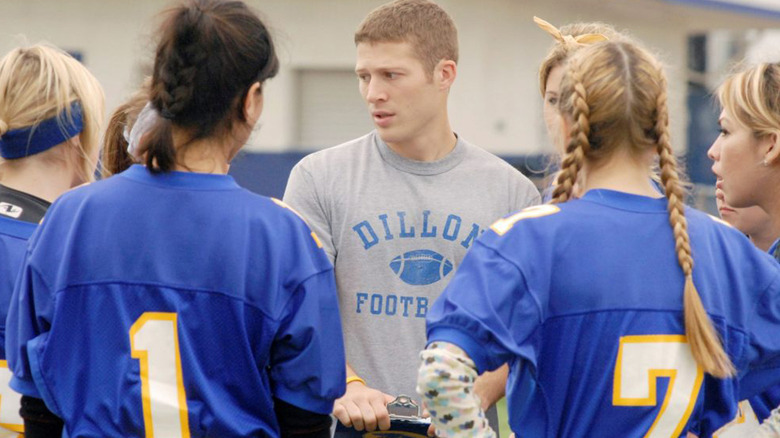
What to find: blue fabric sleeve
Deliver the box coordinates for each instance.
[425,239,542,375]
[748,386,780,421]
[5,255,52,398]
[26,334,61,417]
[270,270,346,414]
[427,327,494,374]
[741,273,780,399]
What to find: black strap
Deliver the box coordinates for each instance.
[20,396,63,438]
[0,184,50,223]
[274,397,332,438]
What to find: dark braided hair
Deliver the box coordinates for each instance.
[143,0,279,172]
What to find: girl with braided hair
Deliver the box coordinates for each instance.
[6,1,346,437]
[417,40,780,437]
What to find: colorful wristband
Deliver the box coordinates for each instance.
[346,375,366,386]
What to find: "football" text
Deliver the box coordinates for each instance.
[355,292,428,318]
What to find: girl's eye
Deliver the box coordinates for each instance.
[547,97,558,106]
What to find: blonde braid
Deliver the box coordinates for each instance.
[654,65,735,378]
[552,63,590,204]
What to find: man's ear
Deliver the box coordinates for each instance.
[436,59,457,90]
[243,82,264,121]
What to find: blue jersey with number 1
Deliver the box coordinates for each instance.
[426,189,780,437]
[6,165,346,438]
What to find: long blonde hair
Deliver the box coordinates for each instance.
[554,41,735,378]
[0,44,105,182]
[717,62,780,138]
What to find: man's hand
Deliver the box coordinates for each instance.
[333,381,395,431]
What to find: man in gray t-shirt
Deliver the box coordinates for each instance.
[284,0,540,434]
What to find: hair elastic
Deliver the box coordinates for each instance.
[533,16,608,46]
[0,101,83,159]
[126,102,159,160]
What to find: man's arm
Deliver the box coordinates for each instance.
[284,160,398,432]
[283,160,336,263]
[333,364,395,432]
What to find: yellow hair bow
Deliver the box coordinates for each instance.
[533,16,608,46]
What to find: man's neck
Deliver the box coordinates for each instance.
[385,129,457,162]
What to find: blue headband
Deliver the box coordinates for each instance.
[0,101,84,159]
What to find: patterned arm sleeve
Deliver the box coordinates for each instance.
[417,342,496,438]
[753,406,780,437]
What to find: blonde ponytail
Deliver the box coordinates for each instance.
[654,66,734,378]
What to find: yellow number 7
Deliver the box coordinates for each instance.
[489,205,560,236]
[613,335,703,438]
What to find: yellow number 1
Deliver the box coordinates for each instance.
[613,335,703,438]
[130,313,191,438]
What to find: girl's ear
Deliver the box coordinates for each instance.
[243,82,264,122]
[764,132,780,166]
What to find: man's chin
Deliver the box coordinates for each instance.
[375,128,403,144]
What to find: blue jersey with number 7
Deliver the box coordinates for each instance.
[426,189,780,437]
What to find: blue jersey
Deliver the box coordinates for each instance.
[426,189,780,437]
[0,216,36,358]
[6,165,346,437]
[746,238,780,422]
[0,216,36,434]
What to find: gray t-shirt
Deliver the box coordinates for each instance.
[283,131,540,406]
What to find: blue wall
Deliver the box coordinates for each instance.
[685,83,720,186]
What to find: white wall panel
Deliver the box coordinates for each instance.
[0,0,776,155]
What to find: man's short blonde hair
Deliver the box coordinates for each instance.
[355,0,458,74]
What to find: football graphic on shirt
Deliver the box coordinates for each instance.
[389,249,453,286]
